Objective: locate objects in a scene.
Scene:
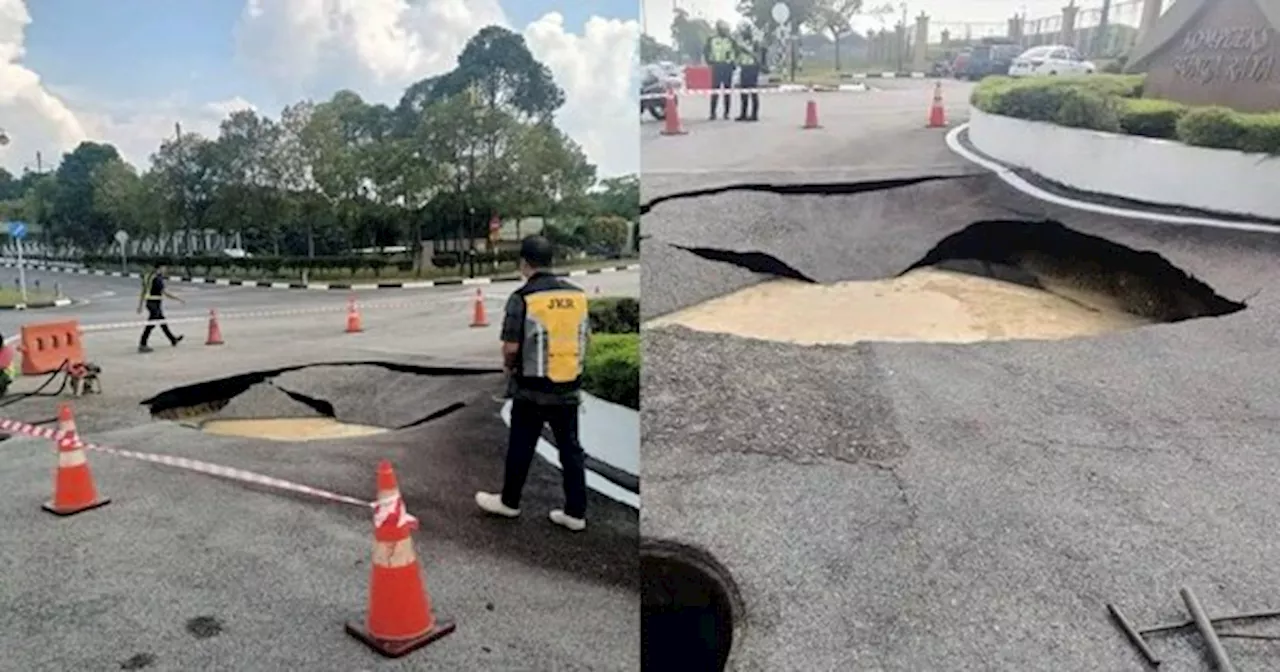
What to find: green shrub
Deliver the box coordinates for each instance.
[1119,98,1189,138]
[582,333,639,409]
[973,73,1280,154]
[1177,106,1251,150]
[588,296,639,334]
[1052,87,1121,131]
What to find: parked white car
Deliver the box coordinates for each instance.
[1007,45,1096,77]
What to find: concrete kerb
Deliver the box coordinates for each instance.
[0,260,638,291]
[0,298,73,311]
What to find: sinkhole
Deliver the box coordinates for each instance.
[648,219,1246,345]
[143,361,492,441]
[641,539,741,671]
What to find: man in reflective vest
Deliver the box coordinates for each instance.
[734,23,764,121]
[704,20,737,120]
[476,235,592,532]
[137,261,186,353]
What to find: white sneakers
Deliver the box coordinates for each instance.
[474,492,519,517]
[474,492,586,532]
[549,509,587,532]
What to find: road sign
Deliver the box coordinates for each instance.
[114,229,129,244]
[7,221,27,240]
[771,2,790,24]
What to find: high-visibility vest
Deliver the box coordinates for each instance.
[513,275,590,388]
[708,36,735,64]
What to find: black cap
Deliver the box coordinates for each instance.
[519,235,554,268]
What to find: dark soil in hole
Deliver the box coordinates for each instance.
[902,219,1246,322]
[143,361,497,439]
[642,539,740,671]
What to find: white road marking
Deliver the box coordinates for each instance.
[945,122,1280,234]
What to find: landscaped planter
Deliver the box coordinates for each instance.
[967,107,1280,220]
[500,391,639,510]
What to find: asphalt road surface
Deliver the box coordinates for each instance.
[641,78,1280,671]
[0,265,640,671]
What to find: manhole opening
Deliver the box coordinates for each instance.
[143,361,480,441]
[641,540,740,671]
[649,218,1246,345]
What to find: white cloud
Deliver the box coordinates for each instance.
[0,0,87,173]
[234,0,640,177]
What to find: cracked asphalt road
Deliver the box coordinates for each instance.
[641,79,1280,671]
[0,268,640,671]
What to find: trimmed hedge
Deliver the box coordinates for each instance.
[588,296,639,334]
[971,74,1280,155]
[581,296,640,409]
[582,333,639,410]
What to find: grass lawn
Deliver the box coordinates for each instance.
[0,288,56,306]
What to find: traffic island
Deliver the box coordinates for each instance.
[647,218,1245,345]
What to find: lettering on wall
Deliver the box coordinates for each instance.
[1169,26,1276,84]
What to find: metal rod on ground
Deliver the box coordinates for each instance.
[1218,631,1280,641]
[1107,603,1160,667]
[1181,587,1237,672]
[1141,608,1280,635]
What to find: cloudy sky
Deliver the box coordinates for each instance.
[641,0,1152,42]
[0,0,640,178]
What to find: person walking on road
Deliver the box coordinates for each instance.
[705,20,737,120]
[475,235,592,532]
[137,261,185,353]
[734,22,764,121]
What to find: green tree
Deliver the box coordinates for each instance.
[439,26,566,122]
[810,0,863,70]
[52,141,122,248]
[671,9,714,64]
[90,158,145,241]
[640,34,679,63]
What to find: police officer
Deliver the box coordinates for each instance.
[734,23,764,121]
[137,260,185,353]
[475,235,591,532]
[704,20,737,120]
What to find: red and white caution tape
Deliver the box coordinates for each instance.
[640,83,871,100]
[0,417,373,509]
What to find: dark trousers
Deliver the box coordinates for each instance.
[737,65,760,120]
[502,398,588,519]
[709,64,734,118]
[140,300,179,347]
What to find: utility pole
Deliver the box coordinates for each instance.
[174,121,183,257]
[898,3,909,75]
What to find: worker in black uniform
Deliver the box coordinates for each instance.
[734,23,764,121]
[704,20,737,120]
[137,261,185,353]
[475,235,592,532]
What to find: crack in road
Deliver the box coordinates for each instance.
[638,174,982,215]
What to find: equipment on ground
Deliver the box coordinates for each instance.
[1109,589,1280,669]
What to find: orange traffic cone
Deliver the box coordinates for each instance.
[56,402,76,435]
[346,460,455,658]
[42,429,110,516]
[206,309,224,345]
[470,289,489,328]
[927,81,947,128]
[660,89,687,136]
[803,99,821,129]
[346,296,363,333]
